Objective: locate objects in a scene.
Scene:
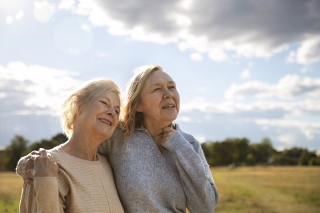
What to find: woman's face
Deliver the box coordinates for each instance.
[137,71,180,127]
[77,91,120,140]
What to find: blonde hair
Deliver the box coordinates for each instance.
[120,64,163,137]
[60,78,121,138]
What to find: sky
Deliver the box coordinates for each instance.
[0,0,320,152]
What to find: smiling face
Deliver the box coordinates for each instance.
[77,91,120,141]
[136,70,180,128]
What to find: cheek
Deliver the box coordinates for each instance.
[174,93,180,107]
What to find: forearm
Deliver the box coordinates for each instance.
[34,177,64,213]
[164,132,219,213]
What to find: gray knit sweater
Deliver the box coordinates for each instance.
[99,124,218,213]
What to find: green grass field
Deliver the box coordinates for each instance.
[213,166,320,213]
[0,172,23,213]
[1,167,319,213]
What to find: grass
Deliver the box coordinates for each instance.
[0,172,23,213]
[213,166,320,213]
[1,167,319,213]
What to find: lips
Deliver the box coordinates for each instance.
[99,118,112,126]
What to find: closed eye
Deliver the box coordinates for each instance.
[100,101,108,106]
[169,85,176,90]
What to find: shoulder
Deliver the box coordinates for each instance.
[176,123,197,143]
[175,124,202,151]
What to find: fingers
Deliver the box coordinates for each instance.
[24,148,58,181]
[30,150,40,155]
[39,148,47,157]
[162,126,175,137]
[34,153,59,177]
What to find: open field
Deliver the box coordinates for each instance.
[1,166,319,213]
[213,166,320,213]
[0,172,23,213]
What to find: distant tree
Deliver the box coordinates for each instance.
[23,133,67,155]
[228,138,250,165]
[5,135,29,171]
[0,149,10,171]
[201,142,217,166]
[272,147,307,165]
[202,138,250,166]
[298,150,317,165]
[51,133,68,144]
[247,138,275,165]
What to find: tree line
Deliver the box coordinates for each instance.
[201,138,320,167]
[1,134,319,171]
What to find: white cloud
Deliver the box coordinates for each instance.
[58,0,76,10]
[255,119,320,141]
[53,0,320,63]
[180,73,320,145]
[277,134,296,146]
[287,36,320,65]
[0,61,80,115]
[225,74,320,100]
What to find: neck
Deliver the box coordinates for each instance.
[62,133,99,161]
[144,118,171,134]
[144,120,170,153]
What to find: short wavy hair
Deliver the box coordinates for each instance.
[59,78,121,138]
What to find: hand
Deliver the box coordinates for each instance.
[24,150,40,184]
[160,126,176,146]
[33,148,59,177]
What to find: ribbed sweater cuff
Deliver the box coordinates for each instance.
[163,131,189,152]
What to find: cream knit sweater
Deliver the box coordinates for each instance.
[18,145,124,213]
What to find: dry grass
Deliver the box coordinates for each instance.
[0,172,23,213]
[1,167,320,213]
[212,166,320,213]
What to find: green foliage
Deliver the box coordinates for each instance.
[1,132,319,171]
[202,138,319,167]
[0,133,66,171]
[4,136,28,171]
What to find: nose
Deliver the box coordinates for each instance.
[106,106,116,117]
[163,88,173,98]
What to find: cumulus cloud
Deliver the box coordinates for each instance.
[50,0,320,64]
[180,74,320,144]
[287,36,320,64]
[0,61,80,116]
[225,74,320,100]
[256,119,320,141]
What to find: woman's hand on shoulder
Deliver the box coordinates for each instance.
[33,148,59,178]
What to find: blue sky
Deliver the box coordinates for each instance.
[1,0,319,152]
